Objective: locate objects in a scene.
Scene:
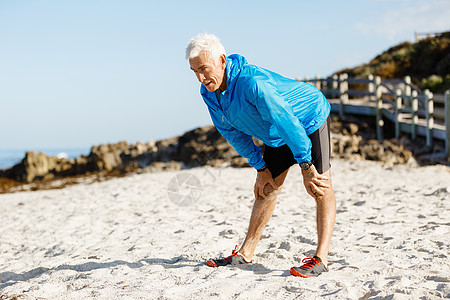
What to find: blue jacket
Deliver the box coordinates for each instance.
[200,54,330,170]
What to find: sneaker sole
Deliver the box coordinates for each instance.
[290,267,310,278]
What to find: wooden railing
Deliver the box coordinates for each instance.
[300,74,450,157]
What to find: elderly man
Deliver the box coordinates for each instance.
[186,33,336,278]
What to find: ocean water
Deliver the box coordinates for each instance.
[0,148,90,170]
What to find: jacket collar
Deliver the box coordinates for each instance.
[201,54,248,101]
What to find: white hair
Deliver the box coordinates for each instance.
[185,33,226,61]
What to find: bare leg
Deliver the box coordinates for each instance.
[313,169,336,266]
[239,169,289,260]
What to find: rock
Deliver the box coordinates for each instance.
[175,125,241,167]
[360,140,384,160]
[164,161,183,171]
[208,159,227,167]
[42,173,55,181]
[230,157,249,167]
[88,142,128,172]
[348,123,359,135]
[155,137,179,162]
[73,156,89,174]
[142,161,182,173]
[331,133,362,157]
[22,152,51,182]
[330,115,417,167]
[357,139,416,166]
[53,158,72,173]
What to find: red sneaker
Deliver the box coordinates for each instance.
[206,245,252,267]
[290,256,328,278]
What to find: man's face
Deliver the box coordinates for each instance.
[189,51,226,92]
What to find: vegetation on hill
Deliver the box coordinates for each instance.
[336,31,450,93]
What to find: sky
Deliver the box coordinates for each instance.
[1,0,449,151]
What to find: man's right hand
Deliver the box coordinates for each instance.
[254,168,279,199]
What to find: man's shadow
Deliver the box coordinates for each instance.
[0,256,196,290]
[0,256,287,290]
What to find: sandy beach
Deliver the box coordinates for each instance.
[1,158,449,299]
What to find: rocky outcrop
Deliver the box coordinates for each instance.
[2,152,75,183]
[329,115,417,167]
[174,125,259,168]
[0,115,428,186]
[0,126,251,183]
[0,140,159,183]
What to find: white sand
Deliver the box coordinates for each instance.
[1,159,449,299]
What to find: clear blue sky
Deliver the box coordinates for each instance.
[1,0,449,150]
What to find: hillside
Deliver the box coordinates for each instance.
[335,31,450,93]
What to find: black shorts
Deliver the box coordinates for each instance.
[262,115,331,179]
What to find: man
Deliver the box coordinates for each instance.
[186,33,336,278]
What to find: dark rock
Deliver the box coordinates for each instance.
[330,114,418,166]
[347,123,359,135]
[175,125,242,167]
[88,141,129,172]
[155,137,179,162]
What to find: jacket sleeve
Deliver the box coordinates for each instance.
[249,77,312,163]
[207,106,266,169]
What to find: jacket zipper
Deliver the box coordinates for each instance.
[206,92,229,127]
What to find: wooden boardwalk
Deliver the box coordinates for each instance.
[301,74,450,157]
[328,99,447,140]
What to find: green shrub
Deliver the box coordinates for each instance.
[421,74,450,93]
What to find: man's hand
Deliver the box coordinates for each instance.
[254,168,278,199]
[301,164,330,198]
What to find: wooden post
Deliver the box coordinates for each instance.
[404,76,412,106]
[337,74,342,118]
[424,90,434,148]
[339,73,348,119]
[411,90,418,139]
[375,76,383,141]
[395,89,402,139]
[368,74,375,102]
[315,75,321,90]
[332,74,338,90]
[320,77,326,93]
[445,90,450,157]
[331,74,339,106]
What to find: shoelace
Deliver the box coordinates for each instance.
[301,257,322,269]
[219,245,251,263]
[224,245,239,260]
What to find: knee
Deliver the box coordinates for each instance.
[257,185,282,201]
[265,183,283,196]
[313,186,335,202]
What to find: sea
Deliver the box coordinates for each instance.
[0,148,90,170]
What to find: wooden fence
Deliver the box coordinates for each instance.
[301,74,450,157]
